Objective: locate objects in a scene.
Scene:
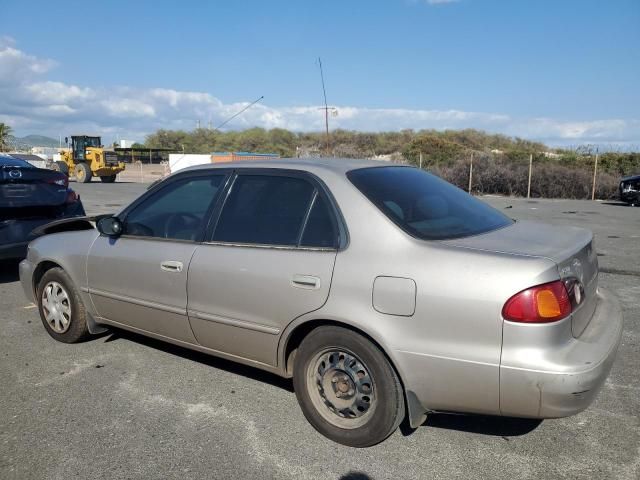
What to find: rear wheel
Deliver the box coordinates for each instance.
[293,326,404,447]
[51,161,69,175]
[100,174,116,183]
[37,267,91,343]
[75,162,92,183]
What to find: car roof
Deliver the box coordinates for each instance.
[621,173,640,181]
[181,157,404,176]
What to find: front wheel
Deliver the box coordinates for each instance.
[37,267,91,343]
[75,162,92,183]
[52,161,69,175]
[293,326,405,447]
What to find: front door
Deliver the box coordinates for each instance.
[87,172,228,342]
[187,171,341,366]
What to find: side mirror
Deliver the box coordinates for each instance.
[64,137,68,145]
[96,216,123,237]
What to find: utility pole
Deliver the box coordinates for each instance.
[468,153,473,193]
[419,153,423,169]
[591,151,599,201]
[527,153,533,198]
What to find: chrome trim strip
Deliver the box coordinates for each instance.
[188,309,280,335]
[201,241,335,252]
[88,288,186,315]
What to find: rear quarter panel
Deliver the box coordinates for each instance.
[280,169,559,416]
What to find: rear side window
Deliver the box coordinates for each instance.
[348,166,512,240]
[0,155,34,168]
[300,194,337,248]
[213,174,338,248]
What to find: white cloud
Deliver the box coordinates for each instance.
[0,42,637,148]
[426,0,459,5]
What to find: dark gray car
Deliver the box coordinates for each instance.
[19,158,623,447]
[1,154,85,260]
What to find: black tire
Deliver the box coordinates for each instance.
[52,161,69,175]
[293,326,404,447]
[36,267,91,343]
[75,162,92,183]
[100,175,116,183]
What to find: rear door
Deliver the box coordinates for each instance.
[87,171,229,342]
[187,170,341,366]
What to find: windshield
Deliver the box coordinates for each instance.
[76,137,101,148]
[348,166,513,240]
[0,155,34,168]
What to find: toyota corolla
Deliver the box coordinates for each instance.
[19,158,623,447]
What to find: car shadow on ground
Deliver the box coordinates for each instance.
[103,328,295,392]
[601,201,633,207]
[0,260,20,284]
[400,412,542,439]
[339,473,371,480]
[103,328,543,439]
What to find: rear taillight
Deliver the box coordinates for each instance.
[65,190,79,204]
[48,176,68,188]
[502,280,572,323]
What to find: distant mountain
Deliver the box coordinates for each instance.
[9,135,60,150]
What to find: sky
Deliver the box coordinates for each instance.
[1,0,639,147]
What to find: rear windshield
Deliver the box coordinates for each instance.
[348,166,512,240]
[0,155,34,168]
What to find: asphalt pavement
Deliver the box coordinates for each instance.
[1,181,638,480]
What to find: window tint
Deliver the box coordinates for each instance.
[213,175,315,246]
[125,175,225,240]
[348,167,512,240]
[300,194,337,248]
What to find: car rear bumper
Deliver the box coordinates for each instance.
[0,241,28,260]
[0,200,86,260]
[500,287,623,418]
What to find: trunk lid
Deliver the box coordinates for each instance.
[0,166,68,209]
[444,220,599,337]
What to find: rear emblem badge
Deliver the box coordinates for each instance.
[8,169,22,179]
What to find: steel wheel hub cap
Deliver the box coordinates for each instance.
[313,350,374,421]
[42,281,72,333]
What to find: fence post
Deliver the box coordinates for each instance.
[468,153,473,193]
[591,153,599,200]
[527,153,533,198]
[419,152,423,169]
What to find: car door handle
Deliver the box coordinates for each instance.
[291,275,321,290]
[160,261,183,273]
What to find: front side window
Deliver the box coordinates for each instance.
[124,174,226,240]
[348,166,512,240]
[213,174,337,247]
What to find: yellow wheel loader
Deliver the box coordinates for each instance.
[53,135,126,183]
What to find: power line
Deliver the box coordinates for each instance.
[215,95,264,131]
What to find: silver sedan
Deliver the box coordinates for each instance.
[19,158,623,447]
